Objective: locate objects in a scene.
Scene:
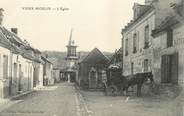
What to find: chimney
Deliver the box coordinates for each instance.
[133,3,141,20]
[0,8,4,26]
[11,28,18,34]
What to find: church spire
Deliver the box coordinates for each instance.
[68,28,76,46]
[68,29,73,45]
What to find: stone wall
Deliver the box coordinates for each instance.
[10,54,34,95]
[152,23,184,85]
[122,10,155,76]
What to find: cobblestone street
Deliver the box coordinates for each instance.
[0,83,183,116]
[0,83,84,116]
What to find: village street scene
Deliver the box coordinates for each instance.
[0,0,183,116]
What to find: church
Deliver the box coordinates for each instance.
[62,29,78,83]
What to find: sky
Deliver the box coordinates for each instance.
[1,0,145,52]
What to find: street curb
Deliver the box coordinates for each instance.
[74,85,93,116]
[10,90,35,100]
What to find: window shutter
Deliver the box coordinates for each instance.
[171,53,178,84]
[161,55,168,83]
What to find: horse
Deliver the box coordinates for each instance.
[124,72,154,97]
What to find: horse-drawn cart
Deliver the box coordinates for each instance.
[104,64,127,96]
[104,64,154,96]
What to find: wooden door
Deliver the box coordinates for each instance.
[161,55,172,83]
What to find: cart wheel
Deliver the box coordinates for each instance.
[107,85,118,96]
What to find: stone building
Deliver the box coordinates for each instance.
[0,25,38,97]
[121,0,182,76]
[152,1,184,85]
[0,8,50,98]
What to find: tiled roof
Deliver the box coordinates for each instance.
[0,30,11,48]
[0,27,24,45]
[0,26,43,62]
[80,48,110,64]
[0,28,23,54]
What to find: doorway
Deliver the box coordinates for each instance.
[18,64,22,91]
[89,67,97,89]
[33,68,38,87]
[70,72,76,83]
[13,63,17,95]
[161,53,178,84]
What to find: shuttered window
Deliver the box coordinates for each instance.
[161,53,178,84]
[133,33,137,53]
[144,25,150,49]
[161,55,171,83]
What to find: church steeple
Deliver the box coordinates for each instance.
[68,29,73,45]
[66,29,78,60]
[64,29,78,83]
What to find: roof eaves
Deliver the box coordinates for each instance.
[152,16,179,36]
[2,28,24,45]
